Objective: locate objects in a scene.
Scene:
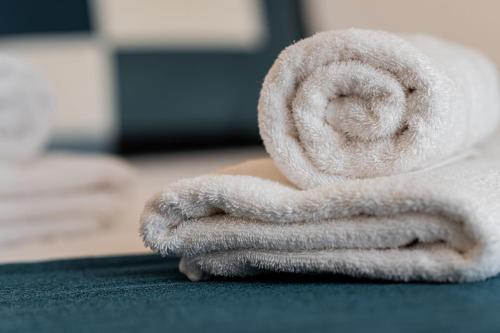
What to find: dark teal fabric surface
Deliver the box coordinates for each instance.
[1,255,500,333]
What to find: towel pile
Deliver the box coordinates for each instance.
[141,29,500,282]
[0,55,134,246]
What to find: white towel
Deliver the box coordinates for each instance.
[258,29,500,189]
[0,54,135,247]
[0,153,133,197]
[140,29,500,282]
[141,142,500,282]
[0,191,122,223]
[0,153,135,246]
[0,217,104,247]
[0,54,53,162]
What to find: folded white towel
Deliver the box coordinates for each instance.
[0,191,122,223]
[140,29,500,282]
[258,29,500,189]
[0,217,104,247]
[141,144,500,282]
[0,153,135,246]
[0,54,135,247]
[0,54,53,162]
[0,153,133,197]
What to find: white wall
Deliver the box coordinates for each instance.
[96,0,266,49]
[304,0,500,64]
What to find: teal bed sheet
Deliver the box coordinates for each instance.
[1,255,500,333]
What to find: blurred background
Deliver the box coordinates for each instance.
[1,0,499,262]
[1,0,499,153]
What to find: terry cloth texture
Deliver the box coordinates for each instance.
[0,153,134,246]
[2,255,500,333]
[0,54,53,162]
[258,29,500,189]
[141,143,500,283]
[141,29,500,282]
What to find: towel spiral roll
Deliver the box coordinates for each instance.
[258,29,500,189]
[0,54,53,162]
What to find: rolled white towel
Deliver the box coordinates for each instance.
[258,29,500,189]
[0,54,53,162]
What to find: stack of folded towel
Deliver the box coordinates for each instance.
[0,55,134,246]
[141,29,500,282]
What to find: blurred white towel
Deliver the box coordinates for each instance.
[0,53,135,247]
[0,54,53,162]
[0,153,133,196]
[0,154,135,247]
[0,217,104,246]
